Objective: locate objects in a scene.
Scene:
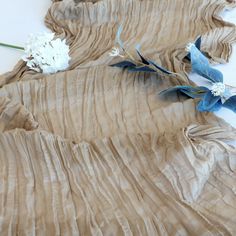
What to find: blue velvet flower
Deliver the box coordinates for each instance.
[161,39,236,113]
[109,26,236,113]
[186,42,223,83]
[160,85,232,112]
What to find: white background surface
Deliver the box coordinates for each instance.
[0,0,51,73]
[0,1,236,144]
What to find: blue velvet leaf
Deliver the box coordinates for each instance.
[195,36,202,51]
[116,25,124,48]
[185,53,191,62]
[110,61,136,68]
[180,86,209,98]
[189,45,223,83]
[111,61,158,72]
[128,66,156,72]
[148,60,172,75]
[197,100,222,112]
[136,50,150,65]
[135,46,171,73]
[197,90,222,112]
[223,95,236,113]
[160,85,208,99]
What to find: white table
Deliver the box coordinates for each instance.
[1,1,236,145]
[0,0,51,73]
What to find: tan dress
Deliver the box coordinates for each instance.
[0,0,236,235]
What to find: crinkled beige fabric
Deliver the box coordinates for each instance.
[1,0,236,235]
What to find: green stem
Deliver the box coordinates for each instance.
[0,42,24,50]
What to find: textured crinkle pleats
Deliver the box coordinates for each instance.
[44,0,236,72]
[39,0,236,67]
[0,66,234,143]
[0,0,236,235]
[0,96,38,132]
[202,26,236,63]
[0,65,236,234]
[1,0,236,85]
[0,128,235,235]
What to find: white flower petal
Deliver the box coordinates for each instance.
[211,83,226,97]
[186,43,195,52]
[23,32,70,74]
[109,47,121,57]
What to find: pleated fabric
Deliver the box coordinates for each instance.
[0,0,236,235]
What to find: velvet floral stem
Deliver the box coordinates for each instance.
[0,42,24,50]
[122,49,186,82]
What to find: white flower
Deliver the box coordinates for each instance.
[186,43,195,52]
[211,82,226,97]
[22,32,71,74]
[109,47,122,57]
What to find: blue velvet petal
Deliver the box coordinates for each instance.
[197,90,222,112]
[160,85,208,99]
[189,45,223,83]
[223,95,236,113]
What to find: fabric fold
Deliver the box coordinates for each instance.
[0,96,38,132]
[0,66,234,143]
[0,0,236,235]
[0,128,235,235]
[1,0,236,86]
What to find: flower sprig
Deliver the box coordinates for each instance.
[0,32,70,74]
[109,27,236,113]
[109,26,185,81]
[160,40,236,112]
